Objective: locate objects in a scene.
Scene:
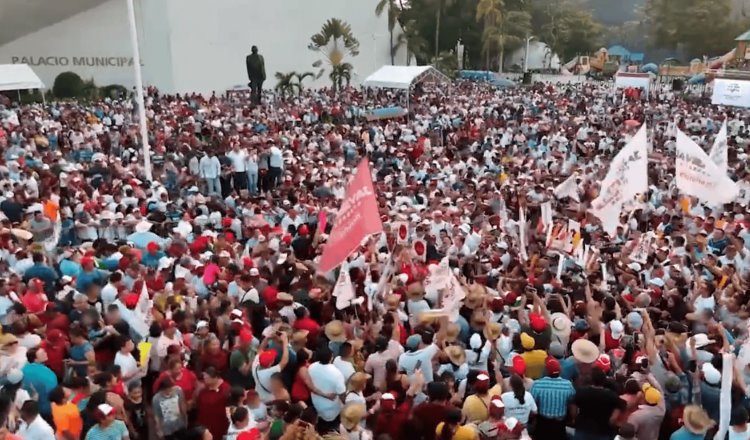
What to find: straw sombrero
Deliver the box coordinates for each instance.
[571,338,599,364]
[444,345,466,365]
[324,320,347,342]
[550,312,572,339]
[682,405,714,434]
[340,403,367,430]
[445,323,461,343]
[483,322,502,341]
[385,294,401,311]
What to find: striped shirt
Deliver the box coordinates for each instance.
[530,376,576,419]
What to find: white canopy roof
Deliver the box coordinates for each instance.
[362,65,448,90]
[0,64,45,91]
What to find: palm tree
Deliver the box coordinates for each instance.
[476,0,504,69]
[330,63,353,91]
[309,18,360,91]
[429,0,456,59]
[375,0,401,64]
[392,20,429,65]
[274,71,296,98]
[476,0,531,72]
[293,71,315,94]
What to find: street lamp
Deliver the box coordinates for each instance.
[523,36,535,74]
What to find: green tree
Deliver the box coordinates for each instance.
[531,0,603,64]
[52,71,84,98]
[330,63,354,91]
[309,18,360,91]
[274,71,296,98]
[293,72,315,93]
[393,19,430,64]
[643,0,746,59]
[375,0,401,64]
[429,0,457,59]
[476,0,531,71]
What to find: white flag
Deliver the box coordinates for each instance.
[553,174,580,202]
[333,264,357,310]
[590,125,649,236]
[518,208,529,261]
[440,274,466,321]
[708,121,728,173]
[540,202,553,228]
[676,129,738,206]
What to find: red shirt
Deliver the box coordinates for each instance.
[200,350,230,376]
[374,397,414,440]
[41,340,67,377]
[262,286,278,306]
[39,313,70,334]
[412,402,451,440]
[153,368,198,401]
[196,380,230,439]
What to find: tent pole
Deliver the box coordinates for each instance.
[42,89,46,106]
[17,90,21,102]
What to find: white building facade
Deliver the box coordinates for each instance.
[0,0,405,94]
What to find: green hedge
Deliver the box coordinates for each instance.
[52,71,85,98]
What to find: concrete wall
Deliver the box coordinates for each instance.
[0,0,406,94]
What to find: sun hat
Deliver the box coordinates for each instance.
[340,403,367,430]
[483,322,502,341]
[550,312,572,338]
[324,320,346,342]
[682,405,714,434]
[571,339,599,364]
[445,345,466,365]
[689,333,716,349]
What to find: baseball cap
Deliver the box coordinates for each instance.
[545,357,561,375]
[642,383,662,405]
[97,403,116,416]
[258,350,277,368]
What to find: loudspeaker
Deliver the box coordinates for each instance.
[522,72,533,85]
[672,78,684,91]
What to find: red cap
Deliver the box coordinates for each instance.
[258,350,276,368]
[222,218,233,227]
[298,224,309,236]
[594,354,611,373]
[124,293,139,309]
[512,356,527,376]
[239,329,253,344]
[81,256,95,267]
[242,256,253,268]
[147,241,160,252]
[282,234,292,245]
[162,319,176,330]
[545,357,561,375]
[490,297,504,313]
[505,292,518,306]
[529,312,547,332]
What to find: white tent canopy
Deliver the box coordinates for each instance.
[0,64,45,91]
[362,65,448,89]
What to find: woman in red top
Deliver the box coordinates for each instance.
[195,367,230,439]
[198,336,229,376]
[291,349,325,404]
[153,358,198,401]
[41,329,68,379]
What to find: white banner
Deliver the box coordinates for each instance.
[540,202,553,229]
[715,353,734,440]
[333,264,357,310]
[676,129,738,205]
[629,233,653,264]
[708,121,728,173]
[424,257,453,291]
[519,208,529,261]
[394,221,409,244]
[553,174,580,202]
[712,78,750,108]
[590,125,649,236]
[440,274,466,321]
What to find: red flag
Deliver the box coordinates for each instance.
[318,210,328,234]
[318,159,383,273]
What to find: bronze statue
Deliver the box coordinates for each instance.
[245,45,266,105]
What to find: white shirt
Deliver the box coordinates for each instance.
[199,155,222,179]
[17,415,55,440]
[333,357,356,382]
[309,362,346,422]
[114,351,140,385]
[500,391,537,424]
[101,283,119,308]
[251,357,282,404]
[227,149,249,173]
[269,146,283,168]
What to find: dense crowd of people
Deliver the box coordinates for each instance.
[0,78,748,440]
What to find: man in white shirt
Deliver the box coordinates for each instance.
[199,153,222,196]
[252,333,290,403]
[17,400,55,440]
[309,346,346,432]
[227,145,249,192]
[267,144,283,188]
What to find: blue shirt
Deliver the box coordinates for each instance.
[141,251,165,269]
[670,427,706,440]
[59,259,82,277]
[22,363,58,416]
[398,344,440,383]
[85,419,129,440]
[76,269,104,293]
[530,376,575,418]
[69,342,94,377]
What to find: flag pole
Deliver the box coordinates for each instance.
[126,0,153,181]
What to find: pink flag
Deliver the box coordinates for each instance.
[318,159,383,273]
[318,210,328,234]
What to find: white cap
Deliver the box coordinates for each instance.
[196,320,209,329]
